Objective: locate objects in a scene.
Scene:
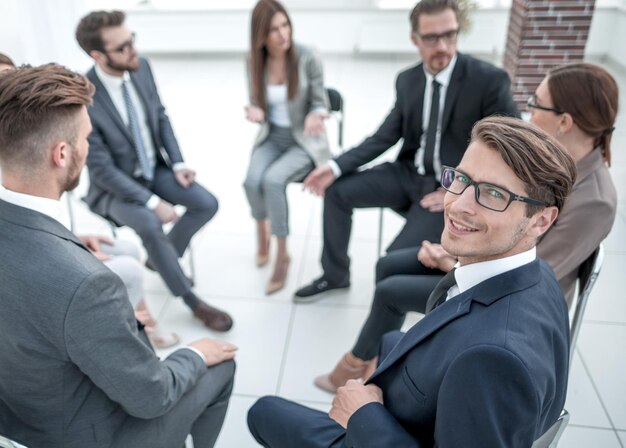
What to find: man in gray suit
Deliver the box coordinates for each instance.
[0,64,236,448]
[75,10,232,331]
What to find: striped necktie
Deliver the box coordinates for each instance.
[121,80,153,181]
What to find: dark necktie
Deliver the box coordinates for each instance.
[423,79,441,175]
[425,268,456,314]
[121,80,153,181]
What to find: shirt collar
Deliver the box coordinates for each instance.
[453,247,536,294]
[424,53,457,88]
[95,63,131,91]
[576,148,605,183]
[0,183,69,229]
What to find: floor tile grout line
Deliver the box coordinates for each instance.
[576,347,623,447]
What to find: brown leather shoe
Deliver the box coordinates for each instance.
[314,352,372,393]
[193,302,233,332]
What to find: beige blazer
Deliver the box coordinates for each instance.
[537,149,617,306]
[248,44,331,166]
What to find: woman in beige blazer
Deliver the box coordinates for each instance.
[244,0,330,294]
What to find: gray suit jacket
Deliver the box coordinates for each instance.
[84,57,183,216]
[537,149,617,305]
[0,199,206,448]
[249,44,331,166]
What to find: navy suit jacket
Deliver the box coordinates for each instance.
[84,57,183,216]
[334,53,519,175]
[344,259,569,447]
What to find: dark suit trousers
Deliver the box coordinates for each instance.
[107,166,218,297]
[351,246,444,360]
[321,160,444,284]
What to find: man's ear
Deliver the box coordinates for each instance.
[410,31,419,47]
[530,206,559,239]
[558,112,574,136]
[50,141,69,169]
[90,50,105,65]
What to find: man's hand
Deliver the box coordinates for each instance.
[78,234,113,261]
[175,168,196,188]
[303,111,327,136]
[420,187,446,212]
[188,339,238,366]
[329,380,384,429]
[418,240,456,272]
[154,200,179,224]
[245,105,265,124]
[303,163,336,197]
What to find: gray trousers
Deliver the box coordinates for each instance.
[244,125,314,237]
[113,360,235,448]
[107,166,218,297]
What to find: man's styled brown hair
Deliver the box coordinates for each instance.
[0,64,94,170]
[471,116,577,217]
[548,63,618,166]
[249,0,299,113]
[76,10,126,54]
[410,0,463,32]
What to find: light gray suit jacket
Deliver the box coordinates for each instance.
[249,44,331,166]
[0,199,207,447]
[537,149,617,305]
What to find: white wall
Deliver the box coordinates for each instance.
[1,0,625,71]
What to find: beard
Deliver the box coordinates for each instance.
[62,148,83,192]
[105,54,140,72]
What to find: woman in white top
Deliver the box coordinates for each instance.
[244,0,331,294]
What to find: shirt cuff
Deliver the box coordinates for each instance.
[310,107,328,116]
[328,160,342,178]
[145,194,160,210]
[173,162,188,172]
[181,346,207,365]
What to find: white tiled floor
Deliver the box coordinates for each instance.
[65,53,626,447]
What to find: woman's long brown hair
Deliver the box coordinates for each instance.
[250,0,299,113]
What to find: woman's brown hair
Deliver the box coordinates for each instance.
[249,0,299,113]
[548,63,618,165]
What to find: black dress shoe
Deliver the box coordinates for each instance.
[193,302,233,332]
[293,277,350,303]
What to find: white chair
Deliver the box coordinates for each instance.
[569,244,604,364]
[0,434,27,448]
[531,409,570,448]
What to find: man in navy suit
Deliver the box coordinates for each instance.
[76,10,232,331]
[247,116,577,447]
[295,0,519,301]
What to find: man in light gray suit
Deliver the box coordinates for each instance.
[0,64,236,448]
[75,10,232,331]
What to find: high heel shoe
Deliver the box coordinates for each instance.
[256,253,269,267]
[265,255,290,294]
[314,352,373,393]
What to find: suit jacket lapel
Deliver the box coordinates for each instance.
[368,260,542,382]
[440,53,467,133]
[88,68,134,143]
[413,67,426,136]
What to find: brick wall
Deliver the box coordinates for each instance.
[503,0,596,111]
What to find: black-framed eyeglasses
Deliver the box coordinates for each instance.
[105,33,136,54]
[440,166,548,212]
[415,28,459,47]
[527,95,563,114]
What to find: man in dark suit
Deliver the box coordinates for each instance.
[0,64,236,448]
[247,116,577,447]
[75,10,231,331]
[295,0,519,301]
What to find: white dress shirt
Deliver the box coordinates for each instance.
[446,247,537,301]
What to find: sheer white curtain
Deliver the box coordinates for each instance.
[1,0,91,70]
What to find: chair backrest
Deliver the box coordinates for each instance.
[326,87,344,149]
[569,244,604,364]
[531,409,570,448]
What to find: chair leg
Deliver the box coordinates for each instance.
[377,208,384,257]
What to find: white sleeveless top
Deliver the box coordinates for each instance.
[266,84,291,127]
